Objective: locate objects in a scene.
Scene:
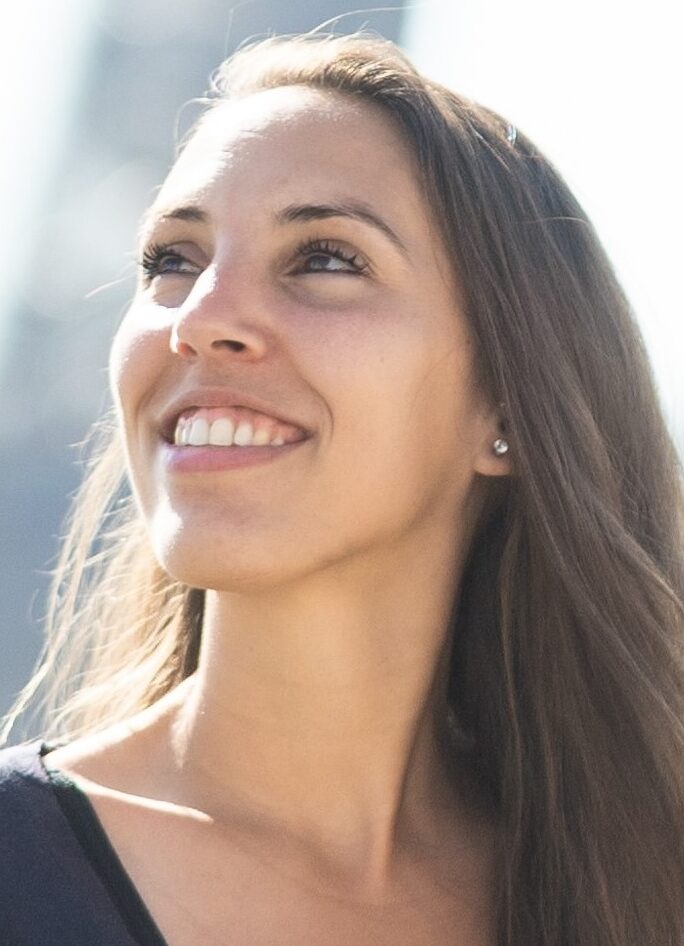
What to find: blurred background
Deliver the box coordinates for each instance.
[1,0,682,717]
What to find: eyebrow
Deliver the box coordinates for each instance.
[275,201,408,256]
[141,200,408,256]
[140,204,208,237]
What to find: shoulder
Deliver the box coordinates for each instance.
[0,741,141,944]
[0,739,72,866]
[0,740,53,818]
[0,739,45,777]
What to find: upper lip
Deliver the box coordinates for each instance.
[159,386,313,443]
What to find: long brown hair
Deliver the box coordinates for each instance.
[3,34,683,946]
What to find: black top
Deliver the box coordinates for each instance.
[0,740,170,946]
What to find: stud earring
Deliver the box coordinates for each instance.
[492,438,509,456]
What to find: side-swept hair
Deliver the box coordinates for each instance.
[4,34,683,946]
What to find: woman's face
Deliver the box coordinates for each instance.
[110,86,506,591]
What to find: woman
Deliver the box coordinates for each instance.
[1,33,683,946]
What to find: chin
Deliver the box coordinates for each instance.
[162,554,297,594]
[149,522,310,595]
[145,497,404,594]
[154,540,294,594]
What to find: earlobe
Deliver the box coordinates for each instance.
[476,435,513,477]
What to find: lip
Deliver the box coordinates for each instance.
[161,439,308,473]
[158,386,312,443]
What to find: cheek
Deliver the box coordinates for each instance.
[108,324,131,412]
[109,307,168,415]
[108,314,172,510]
[346,313,473,437]
[317,323,478,509]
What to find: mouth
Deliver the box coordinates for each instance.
[162,405,311,449]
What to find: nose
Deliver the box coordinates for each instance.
[169,263,270,362]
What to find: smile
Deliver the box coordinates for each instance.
[173,406,308,448]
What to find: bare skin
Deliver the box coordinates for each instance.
[45,685,497,945]
[44,86,509,945]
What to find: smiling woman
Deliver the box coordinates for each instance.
[1,33,683,946]
[112,81,499,602]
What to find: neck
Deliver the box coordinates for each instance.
[162,537,471,887]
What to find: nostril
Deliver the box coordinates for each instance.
[171,338,197,358]
[213,339,247,352]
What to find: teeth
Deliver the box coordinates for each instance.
[208,417,234,446]
[174,419,190,445]
[233,421,254,446]
[173,414,293,447]
[252,426,271,446]
[187,417,210,446]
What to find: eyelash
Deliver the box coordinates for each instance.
[139,242,189,283]
[138,238,369,284]
[294,238,369,276]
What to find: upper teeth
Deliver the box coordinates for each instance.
[175,414,288,448]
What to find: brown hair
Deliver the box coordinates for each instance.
[3,34,683,946]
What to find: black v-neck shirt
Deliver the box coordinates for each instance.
[0,741,170,945]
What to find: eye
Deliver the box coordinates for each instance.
[293,239,369,276]
[138,242,202,284]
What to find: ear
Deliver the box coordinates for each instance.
[472,405,513,478]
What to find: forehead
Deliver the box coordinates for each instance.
[148,86,430,236]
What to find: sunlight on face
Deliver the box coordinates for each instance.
[110,86,502,592]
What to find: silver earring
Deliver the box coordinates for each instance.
[492,438,509,456]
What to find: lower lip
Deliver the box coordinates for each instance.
[160,439,308,473]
